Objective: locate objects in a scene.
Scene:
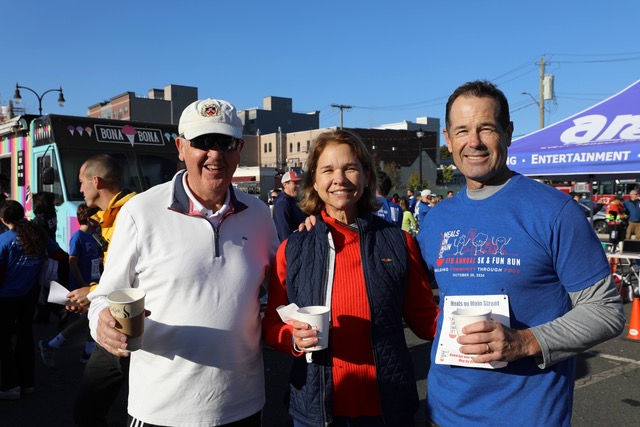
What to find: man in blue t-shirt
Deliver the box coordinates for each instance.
[416,189,433,227]
[415,80,625,427]
[272,170,307,242]
[374,171,402,227]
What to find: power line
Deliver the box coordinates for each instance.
[550,51,640,57]
[323,52,640,120]
[548,52,640,63]
[555,92,611,96]
[353,97,446,111]
[352,58,543,112]
[550,56,640,64]
[555,95,609,102]
[489,55,541,82]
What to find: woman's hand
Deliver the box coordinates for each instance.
[291,320,319,352]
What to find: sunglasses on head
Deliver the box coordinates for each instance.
[186,134,242,152]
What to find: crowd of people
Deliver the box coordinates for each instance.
[0,81,628,426]
[570,188,640,249]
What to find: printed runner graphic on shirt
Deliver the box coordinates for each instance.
[434,229,521,279]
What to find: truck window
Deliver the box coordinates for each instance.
[36,152,64,205]
[138,154,181,188]
[0,157,10,196]
[60,151,177,201]
[61,151,140,201]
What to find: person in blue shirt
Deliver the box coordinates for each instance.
[407,189,417,213]
[272,170,307,241]
[416,189,434,226]
[374,171,402,227]
[0,200,68,400]
[39,203,102,367]
[624,190,640,239]
[415,80,624,426]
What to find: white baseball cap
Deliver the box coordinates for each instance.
[178,98,243,140]
[281,170,303,184]
[421,189,433,197]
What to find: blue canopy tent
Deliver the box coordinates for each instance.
[509,79,640,181]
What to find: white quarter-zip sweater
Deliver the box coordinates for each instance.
[89,171,279,426]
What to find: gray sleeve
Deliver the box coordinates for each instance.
[529,274,625,369]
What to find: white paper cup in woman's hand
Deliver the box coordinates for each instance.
[296,306,330,351]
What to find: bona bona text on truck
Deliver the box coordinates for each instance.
[0,114,181,251]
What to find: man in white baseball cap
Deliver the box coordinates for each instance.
[178,98,243,140]
[273,169,306,241]
[416,189,434,226]
[87,98,279,426]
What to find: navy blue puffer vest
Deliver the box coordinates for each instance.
[284,214,419,426]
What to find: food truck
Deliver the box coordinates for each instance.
[0,114,180,250]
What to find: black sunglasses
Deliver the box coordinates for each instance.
[187,135,242,152]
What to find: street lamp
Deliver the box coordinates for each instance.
[13,83,65,116]
[521,91,543,129]
[416,128,424,188]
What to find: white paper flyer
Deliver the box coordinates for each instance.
[435,294,510,369]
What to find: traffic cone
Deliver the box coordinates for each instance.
[623,297,640,342]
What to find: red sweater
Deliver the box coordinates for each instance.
[262,212,439,418]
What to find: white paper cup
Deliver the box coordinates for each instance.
[107,288,146,352]
[296,306,330,351]
[451,307,491,335]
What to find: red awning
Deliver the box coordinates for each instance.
[232,176,256,182]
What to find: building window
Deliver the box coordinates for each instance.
[297,142,300,152]
[269,143,272,152]
[289,143,293,152]
[264,143,267,153]
[307,141,311,151]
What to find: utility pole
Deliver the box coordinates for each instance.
[538,57,545,129]
[331,104,352,129]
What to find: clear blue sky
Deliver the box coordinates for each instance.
[2,0,639,139]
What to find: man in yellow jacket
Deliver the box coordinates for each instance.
[67,154,136,306]
[66,154,137,427]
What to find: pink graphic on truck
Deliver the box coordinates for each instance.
[121,125,136,146]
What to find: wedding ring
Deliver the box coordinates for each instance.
[485,343,491,353]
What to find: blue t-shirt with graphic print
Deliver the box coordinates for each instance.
[415,173,610,427]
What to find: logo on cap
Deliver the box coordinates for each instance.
[199,103,220,117]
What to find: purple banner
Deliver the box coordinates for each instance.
[509,80,640,178]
